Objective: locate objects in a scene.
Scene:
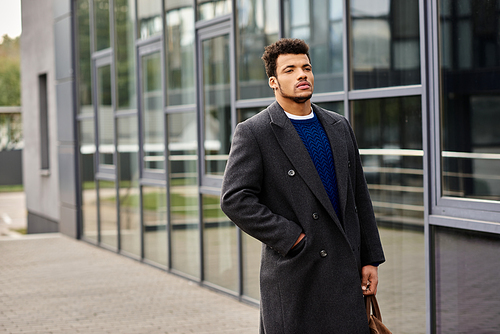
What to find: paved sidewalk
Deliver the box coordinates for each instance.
[0,234,259,334]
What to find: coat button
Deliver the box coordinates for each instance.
[319,250,328,258]
[348,161,351,168]
[355,206,358,213]
[288,170,295,177]
[312,213,319,220]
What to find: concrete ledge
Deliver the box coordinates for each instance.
[27,211,59,234]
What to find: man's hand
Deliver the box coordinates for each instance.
[361,265,379,296]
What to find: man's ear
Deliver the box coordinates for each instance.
[269,76,278,90]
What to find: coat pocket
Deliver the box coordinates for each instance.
[286,236,306,258]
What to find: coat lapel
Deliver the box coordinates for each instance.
[267,102,344,231]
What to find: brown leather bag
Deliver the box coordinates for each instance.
[365,295,392,334]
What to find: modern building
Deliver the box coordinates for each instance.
[20,0,500,332]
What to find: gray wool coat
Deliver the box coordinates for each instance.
[220,101,385,334]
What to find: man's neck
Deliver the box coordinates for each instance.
[275,96,312,116]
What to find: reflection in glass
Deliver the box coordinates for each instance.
[352,96,425,333]
[77,0,93,115]
[143,186,167,266]
[440,0,500,201]
[434,227,500,333]
[197,0,232,21]
[202,35,231,176]
[80,119,97,241]
[142,52,164,170]
[242,233,260,300]
[237,107,261,123]
[165,1,195,105]
[284,0,343,93]
[115,0,136,110]
[97,65,114,166]
[350,0,420,89]
[236,0,279,99]
[117,116,140,256]
[168,112,200,277]
[314,101,344,116]
[137,0,162,39]
[203,194,238,291]
[99,180,117,249]
[94,0,110,51]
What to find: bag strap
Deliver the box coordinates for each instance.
[365,295,383,322]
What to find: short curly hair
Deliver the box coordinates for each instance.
[262,38,310,78]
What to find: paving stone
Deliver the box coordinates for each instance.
[0,234,259,333]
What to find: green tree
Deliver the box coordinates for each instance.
[0,35,21,106]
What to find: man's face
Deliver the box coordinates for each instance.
[269,53,314,104]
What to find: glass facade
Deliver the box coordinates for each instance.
[434,226,500,333]
[72,1,500,332]
[284,0,344,93]
[439,0,500,201]
[350,0,420,89]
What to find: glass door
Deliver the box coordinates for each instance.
[139,43,165,179]
[138,42,169,266]
[198,23,238,291]
[94,55,118,250]
[198,24,234,188]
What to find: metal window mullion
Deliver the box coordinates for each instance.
[342,0,350,122]
[348,85,422,100]
[160,0,172,268]
[195,26,205,284]
[419,0,433,333]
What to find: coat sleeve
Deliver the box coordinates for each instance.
[220,122,303,256]
[347,121,386,267]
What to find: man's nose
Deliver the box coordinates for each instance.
[297,69,308,79]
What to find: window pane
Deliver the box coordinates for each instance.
[117,116,140,256]
[439,0,500,202]
[137,0,162,39]
[79,119,97,242]
[202,35,231,177]
[77,0,93,115]
[236,0,279,99]
[197,0,232,21]
[242,233,260,300]
[314,101,344,116]
[350,0,420,89]
[115,0,137,110]
[97,65,114,166]
[203,194,238,292]
[284,0,344,93]
[94,0,110,51]
[434,227,500,333]
[352,96,425,333]
[237,107,261,123]
[99,180,117,249]
[142,52,165,171]
[143,186,168,266]
[168,112,200,277]
[165,1,196,106]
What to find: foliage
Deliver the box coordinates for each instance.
[0,35,21,106]
[0,184,24,193]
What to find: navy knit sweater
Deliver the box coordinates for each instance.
[290,114,341,221]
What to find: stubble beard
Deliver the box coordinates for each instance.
[276,80,313,104]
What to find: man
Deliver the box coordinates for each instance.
[220,38,385,333]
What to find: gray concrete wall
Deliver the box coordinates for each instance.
[20,0,60,232]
